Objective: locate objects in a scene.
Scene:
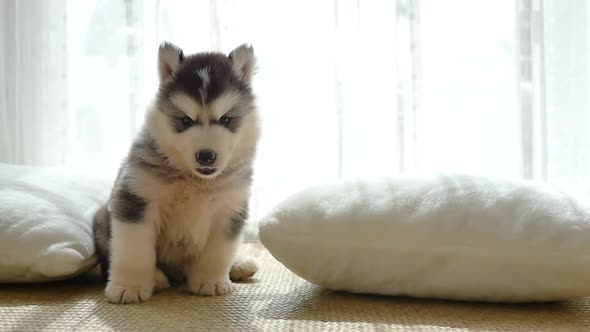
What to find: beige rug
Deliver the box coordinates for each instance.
[1,244,589,332]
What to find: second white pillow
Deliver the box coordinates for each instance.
[259,174,590,302]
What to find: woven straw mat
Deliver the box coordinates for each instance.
[1,244,590,332]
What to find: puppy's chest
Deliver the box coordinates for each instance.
[156,188,219,256]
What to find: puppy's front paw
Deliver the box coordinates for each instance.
[230,256,258,281]
[105,281,153,304]
[188,277,233,296]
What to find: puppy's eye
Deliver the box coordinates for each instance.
[219,116,232,126]
[180,116,193,128]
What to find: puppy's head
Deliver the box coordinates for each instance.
[149,42,258,179]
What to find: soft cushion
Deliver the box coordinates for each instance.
[0,163,110,282]
[259,174,590,302]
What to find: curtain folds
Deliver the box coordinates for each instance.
[1,0,589,220]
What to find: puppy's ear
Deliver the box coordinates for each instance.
[158,41,184,82]
[229,44,256,83]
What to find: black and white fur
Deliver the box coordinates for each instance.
[93,42,259,304]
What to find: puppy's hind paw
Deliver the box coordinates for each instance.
[154,268,170,292]
[230,256,258,282]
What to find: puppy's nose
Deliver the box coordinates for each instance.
[195,149,217,166]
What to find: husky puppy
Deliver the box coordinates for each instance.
[93,42,260,304]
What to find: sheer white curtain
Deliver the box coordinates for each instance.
[1,0,590,221]
[0,0,69,165]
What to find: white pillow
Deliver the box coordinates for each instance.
[0,163,110,282]
[259,174,590,302]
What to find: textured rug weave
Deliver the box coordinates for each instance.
[1,244,590,332]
